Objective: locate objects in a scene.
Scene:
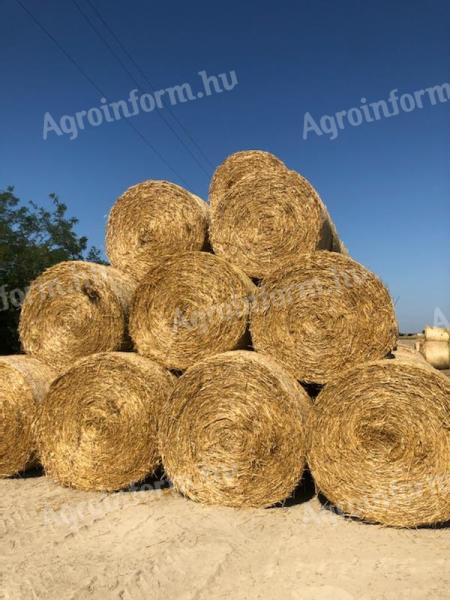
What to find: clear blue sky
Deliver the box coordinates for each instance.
[1,0,449,332]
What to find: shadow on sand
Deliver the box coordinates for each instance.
[270,468,317,509]
[123,466,172,494]
[11,465,44,479]
[317,493,450,529]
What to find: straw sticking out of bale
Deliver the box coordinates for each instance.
[208,150,287,210]
[159,350,312,508]
[36,352,175,491]
[420,341,450,370]
[250,252,398,384]
[308,360,450,527]
[130,251,255,370]
[210,170,345,279]
[106,180,209,281]
[424,326,450,342]
[19,261,136,373]
[0,356,55,477]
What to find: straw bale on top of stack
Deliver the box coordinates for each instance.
[106,180,209,281]
[209,150,346,279]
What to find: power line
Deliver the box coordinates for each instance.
[15,0,191,187]
[71,0,210,177]
[84,0,214,170]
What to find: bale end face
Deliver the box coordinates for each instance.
[36,352,175,491]
[130,252,256,371]
[19,261,136,373]
[106,180,209,281]
[309,359,450,527]
[210,170,335,279]
[159,350,312,508]
[250,251,398,384]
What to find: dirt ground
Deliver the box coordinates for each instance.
[1,473,449,600]
[1,346,449,600]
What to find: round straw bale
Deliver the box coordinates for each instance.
[106,180,209,281]
[19,261,136,373]
[209,150,287,210]
[424,326,450,342]
[0,355,55,477]
[308,359,450,527]
[36,352,175,491]
[250,252,398,384]
[420,340,450,370]
[130,251,255,370]
[210,170,345,279]
[159,350,312,508]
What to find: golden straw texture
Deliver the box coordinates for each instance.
[19,261,136,373]
[208,150,287,210]
[36,352,175,491]
[130,251,255,370]
[308,359,450,527]
[420,340,450,370]
[250,251,398,384]
[159,350,312,508]
[0,355,55,477]
[106,180,209,281]
[210,169,345,279]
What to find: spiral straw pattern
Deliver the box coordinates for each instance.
[19,261,136,373]
[159,350,312,508]
[308,359,450,527]
[250,251,398,384]
[36,352,175,491]
[106,180,209,281]
[130,251,255,370]
[210,169,344,279]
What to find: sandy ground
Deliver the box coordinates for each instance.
[1,346,449,600]
[1,472,449,600]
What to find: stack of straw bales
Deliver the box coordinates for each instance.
[1,149,448,528]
